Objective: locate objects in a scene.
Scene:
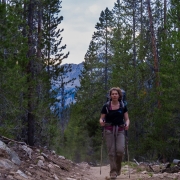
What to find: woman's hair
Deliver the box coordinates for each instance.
[109,87,122,100]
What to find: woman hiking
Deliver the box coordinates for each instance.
[99,87,130,179]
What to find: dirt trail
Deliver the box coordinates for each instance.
[88,165,180,180]
[88,165,149,180]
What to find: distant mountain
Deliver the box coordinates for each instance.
[52,62,83,108]
[62,63,83,88]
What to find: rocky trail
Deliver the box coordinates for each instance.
[90,164,180,180]
[0,137,180,180]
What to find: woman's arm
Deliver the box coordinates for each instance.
[99,114,106,126]
[124,112,130,130]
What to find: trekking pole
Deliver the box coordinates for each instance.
[125,130,130,178]
[100,126,104,175]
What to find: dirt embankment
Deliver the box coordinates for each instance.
[0,137,180,180]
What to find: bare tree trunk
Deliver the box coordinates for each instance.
[1,0,6,4]
[132,0,137,96]
[147,0,160,108]
[47,10,51,76]
[27,0,35,146]
[133,0,136,68]
[36,1,43,102]
[37,2,42,60]
[105,21,108,92]
[164,0,167,28]
[141,0,143,32]
[164,0,167,35]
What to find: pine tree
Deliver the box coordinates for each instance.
[64,40,105,162]
[0,1,29,138]
[0,0,71,150]
[153,0,180,159]
[93,7,114,92]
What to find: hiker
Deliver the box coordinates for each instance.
[99,87,130,179]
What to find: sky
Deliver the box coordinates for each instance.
[60,0,115,65]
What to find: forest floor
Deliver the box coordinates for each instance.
[0,138,180,180]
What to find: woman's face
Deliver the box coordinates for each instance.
[110,90,119,101]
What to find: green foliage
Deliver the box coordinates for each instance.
[0,2,29,139]
[63,37,108,161]
[0,0,70,151]
[2,0,180,164]
[64,0,180,163]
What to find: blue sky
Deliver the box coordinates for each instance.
[60,0,115,64]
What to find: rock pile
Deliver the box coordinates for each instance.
[129,161,180,179]
[0,139,92,180]
[1,136,180,180]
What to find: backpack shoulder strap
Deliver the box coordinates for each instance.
[105,101,111,114]
[106,100,125,113]
[120,100,125,109]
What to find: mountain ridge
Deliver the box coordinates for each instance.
[55,62,83,106]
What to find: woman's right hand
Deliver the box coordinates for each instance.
[99,118,105,126]
[99,114,106,126]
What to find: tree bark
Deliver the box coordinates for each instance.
[105,19,108,92]
[164,0,167,29]
[133,0,136,68]
[147,0,160,108]
[27,0,35,146]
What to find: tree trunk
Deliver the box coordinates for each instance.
[147,0,160,108]
[1,0,6,4]
[105,20,108,92]
[37,2,42,59]
[133,0,136,68]
[164,0,167,29]
[27,0,35,146]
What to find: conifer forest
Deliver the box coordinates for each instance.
[1,0,180,164]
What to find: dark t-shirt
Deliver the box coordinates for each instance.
[101,103,128,126]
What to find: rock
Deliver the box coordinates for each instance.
[0,149,9,158]
[25,171,32,176]
[141,170,148,174]
[16,170,28,179]
[77,162,90,169]
[35,149,40,153]
[54,164,60,168]
[41,152,48,158]
[21,145,33,159]
[0,140,21,165]
[151,164,161,172]
[51,150,56,155]
[48,163,54,169]
[58,155,65,160]
[6,175,14,179]
[37,156,45,161]
[53,173,59,180]
[37,160,44,167]
[0,158,17,169]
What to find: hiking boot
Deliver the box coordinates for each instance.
[110,172,117,179]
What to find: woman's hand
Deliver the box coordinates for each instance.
[99,118,105,126]
[125,123,129,130]
[124,112,130,130]
[99,114,106,126]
